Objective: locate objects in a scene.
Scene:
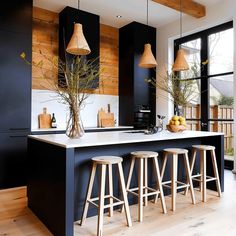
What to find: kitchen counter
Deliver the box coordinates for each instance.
[29,130,224,148]
[31,126,133,133]
[27,130,224,236]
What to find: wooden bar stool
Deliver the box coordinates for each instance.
[81,156,132,236]
[186,145,222,202]
[126,151,167,222]
[160,148,196,211]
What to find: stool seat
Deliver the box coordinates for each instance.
[131,151,158,158]
[163,148,188,154]
[92,156,123,164]
[192,145,215,151]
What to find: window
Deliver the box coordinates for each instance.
[174,21,234,159]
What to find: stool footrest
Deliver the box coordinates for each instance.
[192,176,217,182]
[127,186,160,197]
[88,195,124,209]
[163,180,189,190]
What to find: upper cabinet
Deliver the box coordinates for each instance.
[0,0,32,33]
[119,22,156,128]
[0,0,32,132]
[59,7,100,87]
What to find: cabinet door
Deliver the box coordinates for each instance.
[0,30,31,132]
[0,132,28,188]
[0,0,32,33]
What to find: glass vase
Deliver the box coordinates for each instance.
[66,106,85,139]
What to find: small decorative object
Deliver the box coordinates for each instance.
[51,113,57,128]
[166,115,187,133]
[157,115,165,131]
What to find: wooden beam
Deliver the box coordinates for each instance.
[152,0,206,18]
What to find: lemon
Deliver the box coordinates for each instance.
[170,120,175,125]
[172,115,179,121]
[175,120,180,126]
[179,116,185,122]
[180,121,186,125]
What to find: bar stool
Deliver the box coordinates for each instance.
[126,151,167,222]
[81,156,132,236]
[186,145,222,202]
[160,148,196,211]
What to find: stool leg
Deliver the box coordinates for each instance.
[185,149,197,196]
[121,157,135,213]
[184,153,196,205]
[108,164,113,217]
[200,150,207,202]
[210,150,222,197]
[153,156,167,214]
[81,163,97,225]
[97,164,106,236]
[139,158,144,222]
[171,154,178,211]
[144,158,148,206]
[117,163,132,227]
[155,153,167,203]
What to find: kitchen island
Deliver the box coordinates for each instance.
[27,130,224,236]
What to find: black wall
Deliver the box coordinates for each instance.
[119,22,156,127]
[0,0,32,188]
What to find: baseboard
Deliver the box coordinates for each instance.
[0,186,26,202]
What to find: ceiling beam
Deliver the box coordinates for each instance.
[152,0,206,18]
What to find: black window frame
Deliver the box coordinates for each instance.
[174,21,234,131]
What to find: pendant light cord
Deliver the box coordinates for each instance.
[78,0,80,10]
[180,0,182,38]
[146,0,149,43]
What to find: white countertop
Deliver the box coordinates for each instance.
[28,130,224,148]
[31,126,133,132]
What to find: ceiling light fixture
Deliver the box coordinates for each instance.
[116,15,122,18]
[66,0,91,55]
[139,0,157,68]
[172,0,189,71]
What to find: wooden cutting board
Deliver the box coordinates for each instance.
[38,108,52,129]
[98,105,115,127]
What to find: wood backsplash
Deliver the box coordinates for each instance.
[32,7,118,96]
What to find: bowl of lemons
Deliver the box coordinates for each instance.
[166,115,187,133]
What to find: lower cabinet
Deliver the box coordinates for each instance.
[0,132,28,189]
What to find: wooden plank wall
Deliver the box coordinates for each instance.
[32,7,118,96]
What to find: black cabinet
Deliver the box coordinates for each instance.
[0,133,28,188]
[0,0,32,33]
[0,30,31,132]
[119,22,156,128]
[0,0,32,188]
[59,7,100,87]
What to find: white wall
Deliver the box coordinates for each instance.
[156,0,236,172]
[31,89,118,130]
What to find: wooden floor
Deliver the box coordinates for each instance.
[1,170,236,236]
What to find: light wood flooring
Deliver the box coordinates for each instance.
[1,170,236,236]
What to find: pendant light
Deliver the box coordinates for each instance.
[172,0,189,71]
[66,0,91,55]
[139,0,157,68]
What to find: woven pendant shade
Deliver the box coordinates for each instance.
[172,49,189,71]
[139,44,157,68]
[66,23,91,55]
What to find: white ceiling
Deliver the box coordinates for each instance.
[33,0,223,28]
